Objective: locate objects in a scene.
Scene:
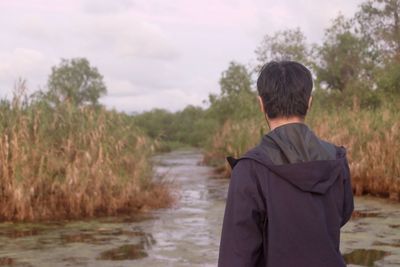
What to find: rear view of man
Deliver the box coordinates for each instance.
[218,61,354,267]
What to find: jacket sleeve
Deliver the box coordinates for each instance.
[341,155,354,227]
[218,159,266,267]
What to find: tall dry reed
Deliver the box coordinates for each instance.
[203,119,267,177]
[0,82,172,221]
[309,103,400,200]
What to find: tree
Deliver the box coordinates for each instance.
[219,62,252,97]
[208,62,257,122]
[47,58,107,106]
[377,59,400,94]
[254,28,312,72]
[173,105,207,146]
[355,0,400,94]
[356,0,400,60]
[133,108,175,140]
[316,15,370,91]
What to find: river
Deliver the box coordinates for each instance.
[0,149,399,266]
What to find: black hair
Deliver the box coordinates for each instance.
[257,61,313,119]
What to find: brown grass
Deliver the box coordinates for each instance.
[309,105,400,201]
[0,82,173,222]
[203,119,267,177]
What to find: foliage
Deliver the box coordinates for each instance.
[376,58,400,94]
[315,15,371,91]
[219,62,253,96]
[133,108,175,140]
[207,62,258,123]
[254,28,312,72]
[356,0,400,60]
[172,105,211,146]
[133,106,210,148]
[47,58,107,106]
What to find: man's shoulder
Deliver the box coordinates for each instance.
[228,143,272,170]
[319,138,337,151]
[317,137,347,158]
[226,145,260,170]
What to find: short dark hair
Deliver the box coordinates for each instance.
[257,61,313,119]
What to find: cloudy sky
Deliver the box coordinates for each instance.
[0,0,361,113]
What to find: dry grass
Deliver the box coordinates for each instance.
[203,119,267,177]
[309,103,400,201]
[0,82,173,222]
[205,100,400,201]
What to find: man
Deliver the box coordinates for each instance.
[218,61,354,267]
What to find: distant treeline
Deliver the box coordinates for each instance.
[134,0,400,201]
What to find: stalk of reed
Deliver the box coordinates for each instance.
[0,83,172,221]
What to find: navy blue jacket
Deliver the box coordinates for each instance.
[218,123,354,267]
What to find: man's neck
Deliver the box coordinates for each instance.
[267,116,305,131]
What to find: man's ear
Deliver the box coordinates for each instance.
[258,96,265,113]
[308,96,313,111]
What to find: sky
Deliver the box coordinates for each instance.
[0,0,362,113]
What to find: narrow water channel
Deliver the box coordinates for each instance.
[0,149,399,267]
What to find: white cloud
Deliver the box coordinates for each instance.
[0,0,362,112]
[0,48,52,95]
[14,10,179,62]
[82,0,133,14]
[0,48,45,77]
[105,79,140,97]
[250,0,363,44]
[100,88,207,113]
[83,15,180,61]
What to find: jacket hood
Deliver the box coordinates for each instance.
[227,123,347,195]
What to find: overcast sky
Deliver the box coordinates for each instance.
[0,0,361,113]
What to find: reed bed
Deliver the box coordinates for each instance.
[309,102,400,201]
[0,84,172,222]
[205,100,400,201]
[203,119,267,177]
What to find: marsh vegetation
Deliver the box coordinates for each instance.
[0,60,172,222]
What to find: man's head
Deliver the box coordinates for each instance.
[257,61,313,123]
